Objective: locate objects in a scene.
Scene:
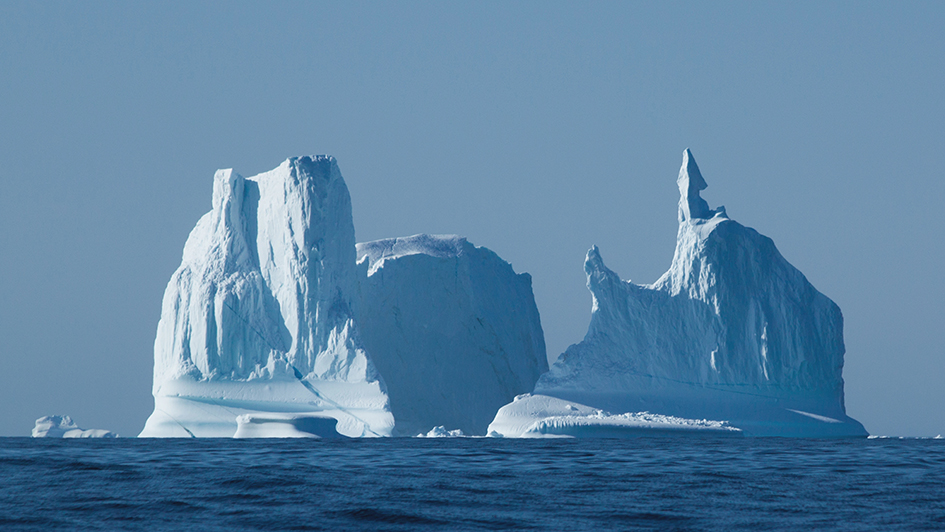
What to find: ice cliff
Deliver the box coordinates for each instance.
[489,149,867,437]
[139,157,393,438]
[357,234,547,435]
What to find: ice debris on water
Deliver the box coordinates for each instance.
[32,416,117,438]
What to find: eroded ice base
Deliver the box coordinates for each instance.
[233,413,344,438]
[491,386,867,438]
[487,394,742,438]
[416,426,466,438]
[139,377,393,438]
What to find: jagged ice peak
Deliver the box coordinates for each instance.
[677,148,726,222]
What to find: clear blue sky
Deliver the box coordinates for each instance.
[1,1,942,437]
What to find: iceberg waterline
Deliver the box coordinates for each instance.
[139,150,864,438]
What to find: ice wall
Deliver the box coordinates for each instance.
[140,157,392,438]
[357,234,547,435]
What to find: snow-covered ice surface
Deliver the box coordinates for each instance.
[490,149,867,437]
[358,234,547,435]
[32,416,117,438]
[139,157,393,438]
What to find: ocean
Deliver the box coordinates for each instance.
[1,437,943,531]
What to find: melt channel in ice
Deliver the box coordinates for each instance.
[139,156,393,438]
[488,149,868,438]
[357,234,548,436]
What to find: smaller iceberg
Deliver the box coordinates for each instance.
[32,416,117,438]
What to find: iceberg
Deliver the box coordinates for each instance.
[32,415,117,438]
[139,156,393,438]
[357,234,547,435]
[489,149,867,437]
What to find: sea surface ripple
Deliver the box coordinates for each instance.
[1,437,943,531]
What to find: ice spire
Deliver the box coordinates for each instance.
[677,148,713,222]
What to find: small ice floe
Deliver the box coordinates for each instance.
[32,416,117,438]
[416,426,465,438]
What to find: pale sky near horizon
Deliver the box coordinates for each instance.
[1,1,943,437]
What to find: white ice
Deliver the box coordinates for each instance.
[32,415,117,438]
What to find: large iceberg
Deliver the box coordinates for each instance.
[139,157,393,438]
[139,157,546,438]
[357,234,547,435]
[489,149,867,437]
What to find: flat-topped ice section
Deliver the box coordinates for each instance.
[358,234,548,435]
[490,149,867,437]
[140,157,393,438]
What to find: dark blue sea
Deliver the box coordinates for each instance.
[2,437,943,531]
